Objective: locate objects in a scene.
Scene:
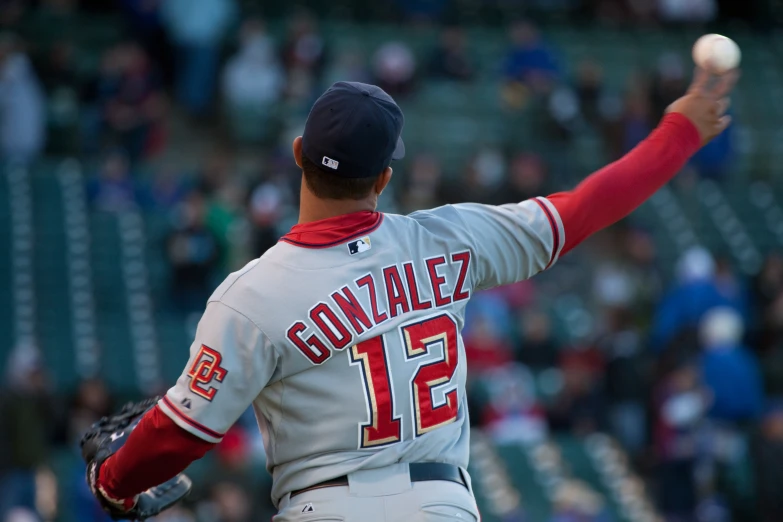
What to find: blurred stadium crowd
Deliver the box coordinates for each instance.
[2,0,783,522]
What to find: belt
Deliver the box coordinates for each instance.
[290,462,466,498]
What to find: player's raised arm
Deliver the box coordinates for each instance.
[546,67,738,256]
[445,67,738,291]
[85,298,279,517]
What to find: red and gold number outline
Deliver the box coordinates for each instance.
[351,313,460,448]
[401,314,459,437]
[349,336,403,448]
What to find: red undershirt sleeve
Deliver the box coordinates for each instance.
[99,405,215,500]
[547,112,701,256]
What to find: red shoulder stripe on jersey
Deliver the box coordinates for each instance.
[279,211,384,249]
[532,198,559,269]
[161,396,224,440]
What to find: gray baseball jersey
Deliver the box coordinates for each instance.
[158,199,564,507]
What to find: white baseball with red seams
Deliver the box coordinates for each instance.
[692,34,741,74]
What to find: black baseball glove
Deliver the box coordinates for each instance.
[81,396,192,521]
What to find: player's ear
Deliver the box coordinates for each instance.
[292,136,303,169]
[375,167,393,196]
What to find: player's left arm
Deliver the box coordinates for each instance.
[95,300,278,504]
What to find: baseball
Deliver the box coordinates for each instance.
[692,34,741,74]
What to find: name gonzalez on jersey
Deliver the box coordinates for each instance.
[285,250,472,365]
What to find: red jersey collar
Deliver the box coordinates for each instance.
[279,211,383,249]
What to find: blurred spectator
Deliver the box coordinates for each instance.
[714,256,747,311]
[0,345,54,519]
[66,379,112,521]
[223,19,284,108]
[248,180,286,257]
[502,22,560,95]
[214,425,252,473]
[67,378,112,445]
[699,308,763,422]
[546,85,582,141]
[36,41,82,154]
[37,40,79,94]
[0,35,45,164]
[222,19,284,143]
[548,345,606,435]
[167,190,221,311]
[198,481,252,522]
[503,153,548,202]
[481,364,547,444]
[427,26,474,82]
[464,315,514,378]
[593,227,662,318]
[141,163,190,211]
[160,0,237,117]
[575,60,605,126]
[601,307,649,453]
[654,364,709,521]
[84,42,166,159]
[372,41,417,98]
[196,148,233,198]
[464,290,514,341]
[399,153,445,214]
[193,150,246,270]
[515,310,559,371]
[650,53,688,120]
[87,150,138,212]
[651,247,746,353]
[658,0,718,23]
[443,146,506,204]
[118,0,173,85]
[620,91,653,154]
[575,59,623,136]
[753,405,783,522]
[691,118,734,180]
[281,12,327,103]
[752,254,783,351]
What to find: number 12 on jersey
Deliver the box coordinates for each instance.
[348,313,460,448]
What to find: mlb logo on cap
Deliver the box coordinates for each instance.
[322,156,339,170]
[348,236,372,255]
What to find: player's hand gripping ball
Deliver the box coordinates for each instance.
[666,34,741,147]
[81,397,192,521]
[692,34,741,74]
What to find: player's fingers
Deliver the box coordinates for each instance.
[688,67,711,94]
[715,114,732,135]
[710,69,740,99]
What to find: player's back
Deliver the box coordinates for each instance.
[215,198,559,505]
[161,197,562,507]
[219,209,475,505]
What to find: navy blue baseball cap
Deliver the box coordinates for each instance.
[302,82,405,179]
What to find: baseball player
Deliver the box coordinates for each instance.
[85,69,736,521]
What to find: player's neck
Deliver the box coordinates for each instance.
[298,190,377,225]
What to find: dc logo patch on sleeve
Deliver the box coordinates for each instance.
[186,345,228,401]
[348,236,372,255]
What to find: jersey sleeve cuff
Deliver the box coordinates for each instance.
[532,197,565,270]
[157,396,224,444]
